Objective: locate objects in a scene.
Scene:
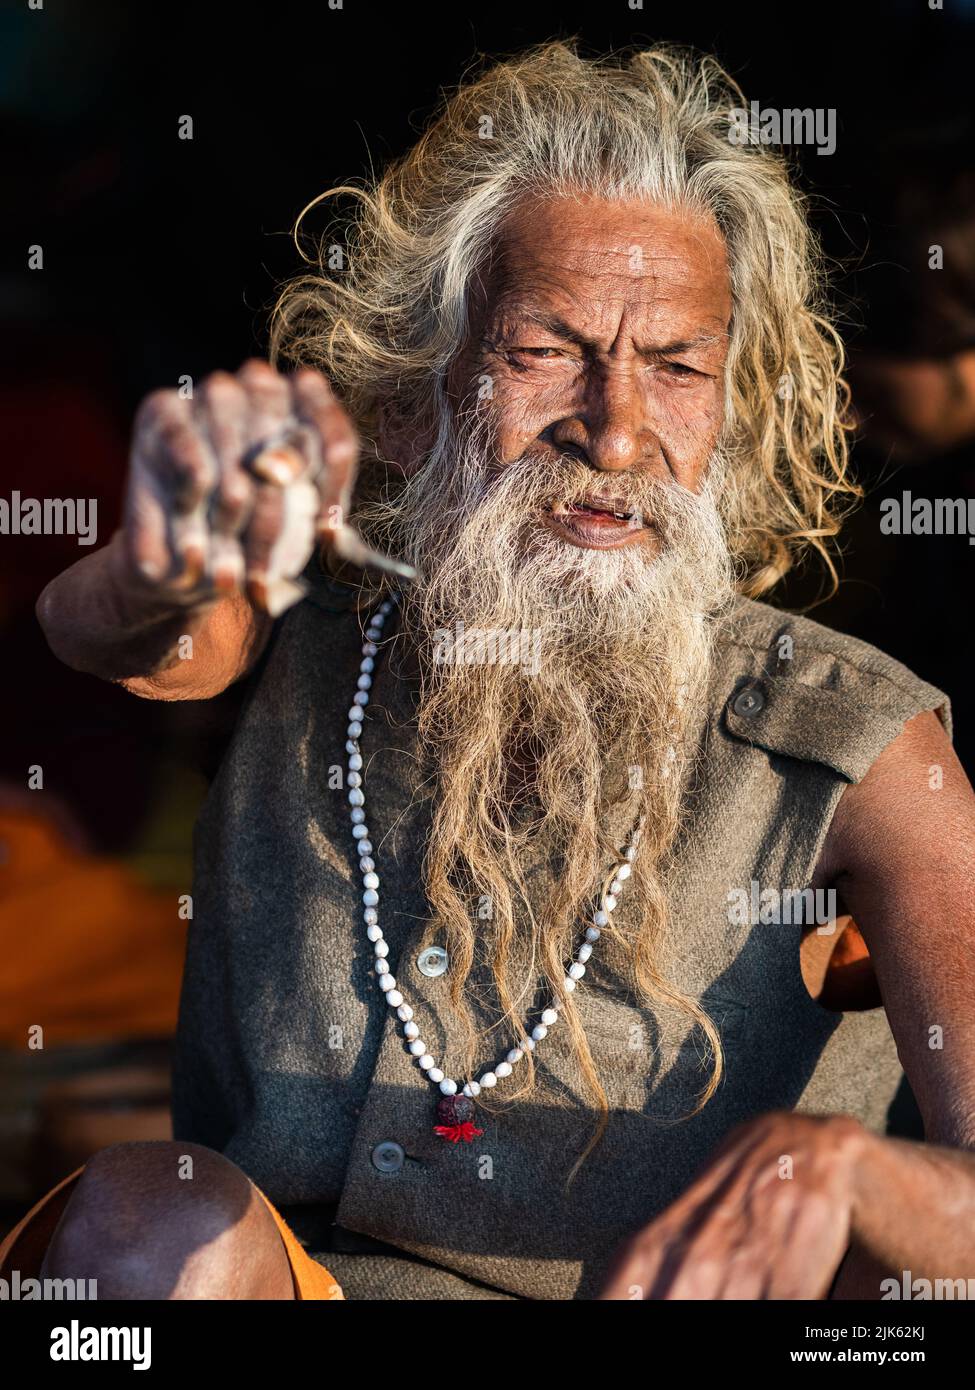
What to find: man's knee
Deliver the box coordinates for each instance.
[41,1141,293,1299]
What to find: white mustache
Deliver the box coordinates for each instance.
[353,416,731,617]
[470,445,726,546]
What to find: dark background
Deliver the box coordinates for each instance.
[1,0,973,1220]
[7,0,974,393]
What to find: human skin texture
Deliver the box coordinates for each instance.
[38,195,975,1299]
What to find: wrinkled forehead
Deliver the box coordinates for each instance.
[475,192,733,338]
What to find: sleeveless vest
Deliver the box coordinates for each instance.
[172,558,951,1299]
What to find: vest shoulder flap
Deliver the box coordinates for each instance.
[714,596,953,784]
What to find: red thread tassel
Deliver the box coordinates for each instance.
[433,1122,484,1143]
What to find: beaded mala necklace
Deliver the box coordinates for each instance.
[345,593,645,1142]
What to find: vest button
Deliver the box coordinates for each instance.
[417,946,448,977]
[371,1140,405,1173]
[733,685,766,718]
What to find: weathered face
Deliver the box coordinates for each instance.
[450,192,733,551]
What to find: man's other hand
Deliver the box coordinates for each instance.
[598,1112,867,1300]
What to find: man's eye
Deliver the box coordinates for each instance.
[513,346,564,359]
[659,358,703,380]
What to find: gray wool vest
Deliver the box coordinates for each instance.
[171,557,951,1300]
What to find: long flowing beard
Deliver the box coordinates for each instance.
[352,413,736,1135]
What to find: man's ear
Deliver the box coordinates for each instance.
[376,401,432,478]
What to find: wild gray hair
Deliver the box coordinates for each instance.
[271,39,857,595]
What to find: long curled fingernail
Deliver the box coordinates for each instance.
[251,447,302,486]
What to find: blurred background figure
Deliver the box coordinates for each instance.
[790,111,975,782]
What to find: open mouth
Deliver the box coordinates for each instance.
[550,497,639,524]
[542,495,650,551]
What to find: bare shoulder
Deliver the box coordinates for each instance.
[818,708,975,885]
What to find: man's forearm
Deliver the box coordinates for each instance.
[36,531,261,696]
[838,1129,975,1297]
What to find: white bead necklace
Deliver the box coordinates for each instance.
[346,592,645,1142]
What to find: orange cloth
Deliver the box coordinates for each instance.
[0,809,187,1046]
[0,1165,344,1300]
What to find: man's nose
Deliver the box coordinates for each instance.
[549,365,656,473]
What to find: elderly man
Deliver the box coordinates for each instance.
[17,42,975,1301]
